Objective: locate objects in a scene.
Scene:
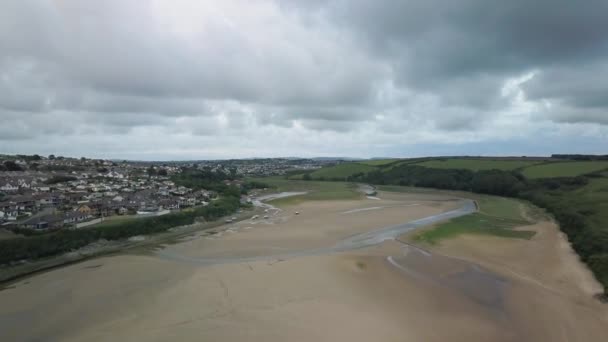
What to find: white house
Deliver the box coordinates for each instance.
[0,183,18,192]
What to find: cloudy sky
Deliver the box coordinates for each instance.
[1,0,607,160]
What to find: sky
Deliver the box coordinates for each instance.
[1,0,608,160]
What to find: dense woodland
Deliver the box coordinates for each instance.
[343,164,608,294]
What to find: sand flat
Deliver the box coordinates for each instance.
[0,190,606,341]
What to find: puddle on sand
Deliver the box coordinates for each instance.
[388,248,508,312]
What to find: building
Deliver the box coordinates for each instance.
[20,214,64,230]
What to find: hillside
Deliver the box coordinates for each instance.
[298,157,608,181]
[522,161,608,179]
[415,158,542,171]
[294,162,378,180]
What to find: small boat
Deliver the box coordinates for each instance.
[295,212,300,215]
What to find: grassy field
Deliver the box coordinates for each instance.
[249,177,361,206]
[308,158,608,180]
[306,163,377,180]
[412,214,535,244]
[412,195,535,244]
[359,159,401,166]
[416,159,541,171]
[522,161,608,179]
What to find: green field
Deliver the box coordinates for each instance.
[412,195,535,244]
[416,159,541,171]
[248,177,361,206]
[306,163,377,180]
[359,159,401,166]
[308,158,608,179]
[522,161,608,179]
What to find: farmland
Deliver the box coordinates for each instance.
[416,158,541,171]
[301,162,377,180]
[302,158,608,180]
[358,158,401,166]
[522,161,608,179]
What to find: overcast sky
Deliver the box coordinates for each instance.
[1,0,607,160]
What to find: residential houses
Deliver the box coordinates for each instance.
[0,162,211,230]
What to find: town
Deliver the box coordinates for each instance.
[0,154,332,231]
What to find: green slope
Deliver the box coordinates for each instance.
[307,163,377,180]
[522,161,608,179]
[417,159,541,171]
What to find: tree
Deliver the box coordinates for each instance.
[158,169,168,176]
[147,166,157,176]
[48,154,56,160]
[3,161,23,171]
[588,254,608,293]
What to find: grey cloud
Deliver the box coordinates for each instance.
[538,106,608,126]
[324,0,608,70]
[292,0,608,114]
[1,0,608,158]
[298,118,359,132]
[524,64,608,109]
[1,0,381,106]
[0,111,79,140]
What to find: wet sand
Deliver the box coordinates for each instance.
[422,219,608,341]
[0,191,606,341]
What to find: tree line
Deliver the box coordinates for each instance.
[552,154,608,161]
